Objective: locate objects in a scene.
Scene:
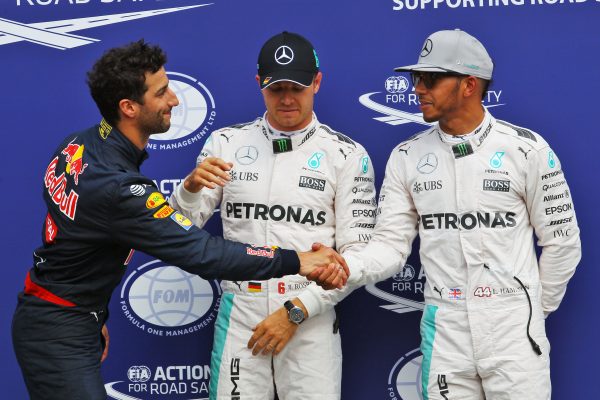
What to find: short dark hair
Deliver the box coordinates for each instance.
[87,39,167,125]
[479,78,492,100]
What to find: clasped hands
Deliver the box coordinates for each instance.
[184,157,350,290]
[298,243,349,290]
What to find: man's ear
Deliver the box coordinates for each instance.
[462,76,480,99]
[118,99,138,119]
[313,72,323,94]
[255,74,263,89]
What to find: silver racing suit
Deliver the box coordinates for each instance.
[170,114,376,400]
[343,109,581,399]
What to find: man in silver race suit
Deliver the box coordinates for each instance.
[170,32,376,400]
[340,29,581,399]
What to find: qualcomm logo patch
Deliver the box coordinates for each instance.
[364,263,424,314]
[0,5,212,50]
[387,348,423,400]
[358,74,505,128]
[119,259,221,337]
[105,364,211,400]
[147,72,217,151]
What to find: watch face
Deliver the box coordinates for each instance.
[289,307,304,324]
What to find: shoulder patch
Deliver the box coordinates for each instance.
[219,132,234,143]
[146,192,166,209]
[227,117,261,130]
[129,184,147,197]
[320,125,356,147]
[99,118,113,139]
[153,205,175,219]
[228,121,254,129]
[170,212,193,230]
[396,129,432,155]
[497,120,537,142]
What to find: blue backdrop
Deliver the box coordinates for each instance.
[1,1,598,398]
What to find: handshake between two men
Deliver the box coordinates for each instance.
[173,156,351,291]
[297,243,350,290]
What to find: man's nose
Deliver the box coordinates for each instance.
[414,79,427,96]
[168,88,180,107]
[280,90,294,105]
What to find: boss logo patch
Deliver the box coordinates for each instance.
[298,176,326,191]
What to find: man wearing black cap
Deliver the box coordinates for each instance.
[170,31,376,399]
[339,29,581,399]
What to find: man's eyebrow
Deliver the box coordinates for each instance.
[156,82,169,94]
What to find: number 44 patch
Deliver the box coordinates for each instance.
[474,287,492,297]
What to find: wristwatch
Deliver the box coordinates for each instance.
[284,300,305,325]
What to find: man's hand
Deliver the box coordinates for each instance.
[298,243,349,289]
[183,157,233,193]
[247,300,307,356]
[101,324,110,362]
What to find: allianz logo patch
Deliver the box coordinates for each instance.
[299,176,326,191]
[483,179,510,192]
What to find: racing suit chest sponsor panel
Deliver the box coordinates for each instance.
[219,129,337,251]
[404,130,530,300]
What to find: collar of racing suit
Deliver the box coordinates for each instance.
[98,120,149,169]
[436,108,495,156]
[260,112,320,151]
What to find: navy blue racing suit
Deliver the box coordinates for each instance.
[12,120,300,400]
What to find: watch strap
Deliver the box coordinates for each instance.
[284,300,295,312]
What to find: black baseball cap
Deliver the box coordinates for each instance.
[257,31,319,89]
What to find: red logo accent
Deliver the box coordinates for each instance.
[24,272,76,307]
[44,157,79,220]
[124,249,135,266]
[278,281,285,294]
[245,246,275,258]
[45,213,57,244]
[61,140,88,185]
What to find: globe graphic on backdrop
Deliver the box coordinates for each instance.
[128,266,214,327]
[151,75,209,141]
[395,353,423,400]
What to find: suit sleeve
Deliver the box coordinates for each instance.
[169,131,223,227]
[297,147,377,317]
[345,147,419,286]
[111,177,300,281]
[525,145,581,316]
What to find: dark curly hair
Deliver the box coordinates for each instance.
[87,39,167,125]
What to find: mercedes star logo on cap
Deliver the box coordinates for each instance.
[275,45,294,65]
[421,39,433,57]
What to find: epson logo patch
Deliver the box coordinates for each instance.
[483,179,510,192]
[299,176,326,191]
[545,203,573,215]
